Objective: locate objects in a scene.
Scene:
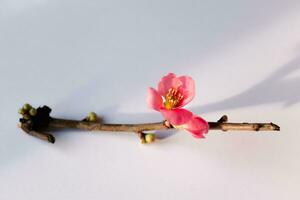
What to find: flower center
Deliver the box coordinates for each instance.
[164,88,183,110]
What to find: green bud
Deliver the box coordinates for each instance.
[23,103,32,111]
[87,112,97,122]
[18,108,26,115]
[29,108,37,116]
[23,114,31,120]
[145,134,156,143]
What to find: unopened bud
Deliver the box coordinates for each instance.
[18,108,26,115]
[23,103,32,111]
[29,108,37,116]
[145,134,156,143]
[87,112,97,122]
[23,114,31,120]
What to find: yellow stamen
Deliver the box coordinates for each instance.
[164,88,183,110]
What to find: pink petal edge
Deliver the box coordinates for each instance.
[177,75,195,107]
[146,87,163,111]
[183,115,209,138]
[160,108,193,125]
[157,73,182,96]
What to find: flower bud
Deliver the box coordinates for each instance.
[23,114,31,120]
[23,103,32,111]
[29,108,37,116]
[145,134,156,143]
[87,112,97,122]
[18,108,26,115]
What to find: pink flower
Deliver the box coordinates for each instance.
[147,73,209,138]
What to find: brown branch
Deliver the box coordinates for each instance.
[49,116,280,132]
[19,115,279,143]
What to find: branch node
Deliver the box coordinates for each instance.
[163,120,173,128]
[218,115,228,123]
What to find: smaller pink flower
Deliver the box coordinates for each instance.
[147,73,209,138]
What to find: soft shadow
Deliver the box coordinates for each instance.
[89,55,300,139]
[90,53,299,122]
[194,55,300,114]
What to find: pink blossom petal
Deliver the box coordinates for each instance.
[147,87,163,111]
[157,73,182,96]
[177,75,195,107]
[161,108,193,125]
[183,115,209,138]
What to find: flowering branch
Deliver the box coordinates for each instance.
[18,72,280,144]
[18,104,279,144]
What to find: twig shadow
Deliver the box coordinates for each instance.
[194,55,300,114]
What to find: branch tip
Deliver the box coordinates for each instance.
[271,123,280,131]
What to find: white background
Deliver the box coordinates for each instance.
[1,0,300,199]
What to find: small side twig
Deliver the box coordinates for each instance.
[20,121,55,143]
